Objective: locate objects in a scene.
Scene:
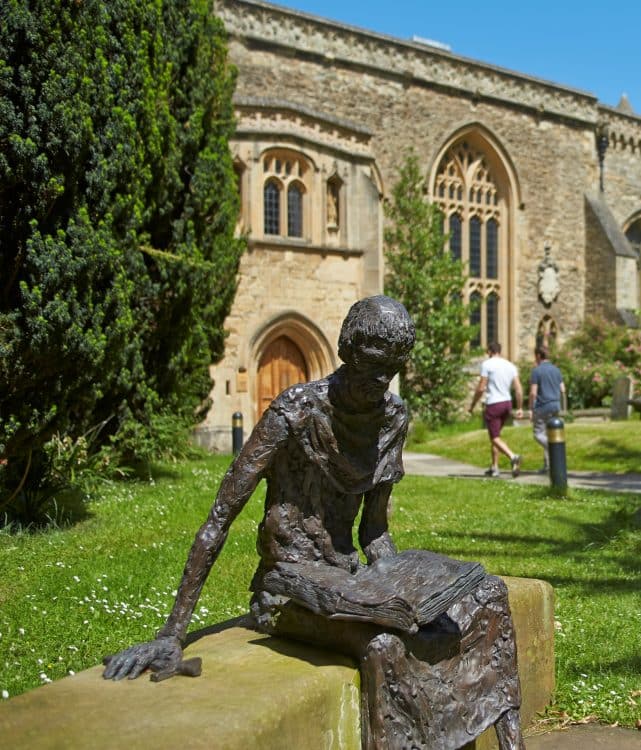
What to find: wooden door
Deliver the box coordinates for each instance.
[257,336,308,418]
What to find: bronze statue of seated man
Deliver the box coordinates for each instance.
[104,295,524,750]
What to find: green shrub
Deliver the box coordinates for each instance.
[547,317,641,410]
[0,425,109,527]
[517,317,641,410]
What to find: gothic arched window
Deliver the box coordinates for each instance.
[287,182,303,237]
[433,138,509,349]
[264,180,280,235]
[262,150,310,240]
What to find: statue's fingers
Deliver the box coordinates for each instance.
[111,653,140,681]
[102,655,124,680]
[127,655,151,680]
[149,666,177,682]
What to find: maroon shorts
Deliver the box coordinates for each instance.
[484,401,512,439]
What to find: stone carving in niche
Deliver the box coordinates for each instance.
[536,315,558,349]
[537,242,560,306]
[326,169,341,230]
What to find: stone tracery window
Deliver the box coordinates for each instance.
[434,139,508,348]
[449,213,462,261]
[470,290,482,348]
[287,182,303,237]
[262,150,310,239]
[264,179,280,235]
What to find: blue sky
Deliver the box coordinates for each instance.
[269,0,640,112]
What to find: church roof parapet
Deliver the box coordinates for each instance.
[597,105,641,154]
[218,0,600,126]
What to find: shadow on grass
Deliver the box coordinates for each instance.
[408,491,641,596]
[1,487,94,533]
[568,437,641,474]
[598,653,641,675]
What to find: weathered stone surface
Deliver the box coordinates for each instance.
[0,620,361,750]
[611,376,633,420]
[0,577,553,749]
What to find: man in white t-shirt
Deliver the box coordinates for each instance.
[469,342,523,478]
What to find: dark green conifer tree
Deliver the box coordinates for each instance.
[0,0,243,499]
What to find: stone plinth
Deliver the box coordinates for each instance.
[0,577,554,749]
[0,620,361,750]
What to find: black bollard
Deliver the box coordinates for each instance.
[232,412,243,456]
[546,416,567,491]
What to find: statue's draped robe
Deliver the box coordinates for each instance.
[249,376,521,750]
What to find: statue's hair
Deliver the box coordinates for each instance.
[338,296,416,364]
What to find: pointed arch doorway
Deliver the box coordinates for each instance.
[257,335,308,417]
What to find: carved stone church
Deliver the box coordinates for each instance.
[197,0,641,451]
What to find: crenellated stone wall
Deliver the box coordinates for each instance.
[598,105,641,228]
[218,0,613,347]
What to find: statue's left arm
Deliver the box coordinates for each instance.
[359,483,397,563]
[103,407,288,680]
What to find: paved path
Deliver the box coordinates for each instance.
[403,451,641,494]
[404,452,641,748]
[524,723,641,749]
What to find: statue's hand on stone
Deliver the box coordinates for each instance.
[102,635,201,682]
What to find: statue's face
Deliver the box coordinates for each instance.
[347,342,404,405]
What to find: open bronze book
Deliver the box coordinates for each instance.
[262,549,485,634]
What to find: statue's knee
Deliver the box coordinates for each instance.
[478,574,509,605]
[363,632,405,664]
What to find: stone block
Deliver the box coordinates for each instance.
[0,620,361,750]
[0,576,554,749]
[611,376,633,420]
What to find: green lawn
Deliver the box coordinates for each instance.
[408,418,641,474]
[1,454,640,728]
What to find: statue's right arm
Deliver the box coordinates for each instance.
[103,407,289,680]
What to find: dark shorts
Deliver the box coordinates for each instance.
[484,400,512,439]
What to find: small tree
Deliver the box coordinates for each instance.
[384,151,472,426]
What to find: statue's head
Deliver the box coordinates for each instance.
[338,296,415,371]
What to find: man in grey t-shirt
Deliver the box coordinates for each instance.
[529,345,565,472]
